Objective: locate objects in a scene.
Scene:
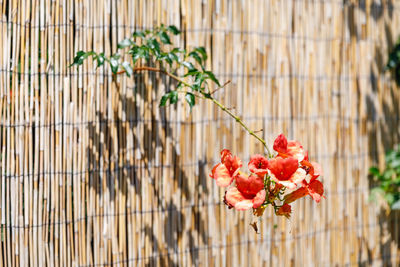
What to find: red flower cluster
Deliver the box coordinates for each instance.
[210,134,324,218]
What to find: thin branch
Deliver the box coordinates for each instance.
[113,67,272,157]
[209,97,272,157]
[210,80,231,95]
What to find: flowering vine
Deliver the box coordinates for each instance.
[70,25,325,228]
[211,134,324,220]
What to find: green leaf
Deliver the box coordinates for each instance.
[184,70,199,78]
[189,51,202,65]
[192,72,205,91]
[121,61,133,77]
[369,167,380,177]
[392,200,400,210]
[160,91,179,106]
[194,47,207,62]
[129,46,139,62]
[204,70,220,86]
[159,31,172,44]
[95,52,105,68]
[383,169,395,180]
[133,31,145,38]
[170,90,178,104]
[167,52,179,63]
[391,159,400,169]
[386,150,397,163]
[159,52,173,66]
[203,92,212,99]
[185,92,195,109]
[109,54,120,74]
[131,46,150,62]
[69,51,95,67]
[147,38,161,56]
[172,47,185,54]
[370,187,385,198]
[167,25,181,35]
[385,193,395,206]
[182,61,196,72]
[159,92,171,107]
[118,38,134,49]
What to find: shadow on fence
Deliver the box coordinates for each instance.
[365,13,400,266]
[83,70,210,265]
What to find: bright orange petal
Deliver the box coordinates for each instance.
[252,190,266,208]
[268,156,298,181]
[211,163,234,187]
[276,203,292,218]
[311,161,322,177]
[284,187,308,204]
[225,187,253,210]
[236,172,264,196]
[220,149,232,163]
[248,154,269,176]
[307,180,324,203]
[287,141,305,162]
[225,187,245,206]
[273,134,288,154]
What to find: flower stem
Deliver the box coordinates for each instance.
[209,97,272,157]
[116,67,273,157]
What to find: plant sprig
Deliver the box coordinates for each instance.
[385,37,400,87]
[369,144,400,210]
[70,24,272,156]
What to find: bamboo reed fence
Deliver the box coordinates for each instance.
[1,0,400,266]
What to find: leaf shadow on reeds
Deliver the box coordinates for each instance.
[358,0,394,21]
[85,71,209,265]
[363,21,400,266]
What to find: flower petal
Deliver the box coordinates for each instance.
[273,134,288,154]
[234,200,254,211]
[221,151,242,177]
[311,161,322,177]
[210,163,234,187]
[277,180,297,190]
[235,172,264,196]
[225,187,245,206]
[268,157,299,181]
[284,187,308,204]
[287,141,305,162]
[307,180,324,203]
[220,149,232,162]
[252,189,266,208]
[290,168,306,184]
[225,187,254,210]
[276,203,292,218]
[278,168,306,190]
[248,154,269,176]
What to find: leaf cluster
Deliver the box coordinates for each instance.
[369,144,400,210]
[385,37,400,87]
[70,24,221,109]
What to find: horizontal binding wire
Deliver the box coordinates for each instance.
[0,187,374,229]
[2,201,224,229]
[0,69,388,81]
[78,222,380,266]
[0,20,385,43]
[0,151,381,181]
[0,115,398,129]
[0,154,369,180]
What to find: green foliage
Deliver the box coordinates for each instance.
[369,144,400,209]
[385,37,400,86]
[159,91,178,106]
[70,25,221,109]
